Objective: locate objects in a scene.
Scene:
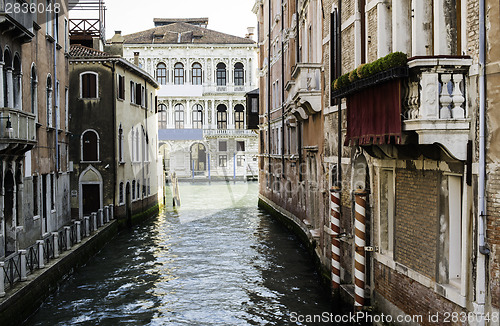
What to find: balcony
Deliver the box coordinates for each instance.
[402,57,472,160]
[0,0,35,43]
[0,107,36,155]
[287,63,322,120]
[203,129,256,138]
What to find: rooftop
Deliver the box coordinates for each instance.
[122,22,255,45]
[69,44,118,58]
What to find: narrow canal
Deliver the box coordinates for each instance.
[25,182,336,325]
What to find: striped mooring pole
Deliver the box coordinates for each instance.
[330,186,341,290]
[354,189,368,309]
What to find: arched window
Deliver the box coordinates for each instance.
[132,180,136,200]
[135,127,139,162]
[234,104,245,129]
[31,64,38,115]
[158,104,167,129]
[192,62,202,85]
[137,180,141,199]
[234,62,244,86]
[192,104,203,129]
[81,130,99,162]
[80,72,98,98]
[216,63,226,86]
[156,63,167,85]
[174,104,184,129]
[119,182,124,204]
[46,75,53,127]
[217,104,227,129]
[174,62,184,85]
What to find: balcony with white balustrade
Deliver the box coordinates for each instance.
[402,57,472,160]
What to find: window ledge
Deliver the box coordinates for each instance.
[374,253,467,308]
[81,161,102,164]
[117,98,124,102]
[46,126,55,132]
[56,43,62,50]
[36,122,42,128]
[45,34,55,43]
[119,161,125,165]
[33,215,40,221]
[80,97,100,101]
[57,128,63,134]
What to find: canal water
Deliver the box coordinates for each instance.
[25,182,337,326]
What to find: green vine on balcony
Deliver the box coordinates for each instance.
[332,52,408,91]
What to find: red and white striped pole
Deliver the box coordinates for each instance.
[354,189,368,309]
[330,187,341,290]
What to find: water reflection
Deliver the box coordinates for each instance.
[25,182,335,326]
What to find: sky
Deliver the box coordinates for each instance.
[92,0,257,40]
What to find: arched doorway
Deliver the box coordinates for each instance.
[79,166,103,218]
[4,170,15,255]
[190,143,206,172]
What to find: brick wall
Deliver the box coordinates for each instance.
[467,0,479,61]
[341,0,354,25]
[366,7,378,62]
[342,24,355,73]
[487,166,500,308]
[395,168,439,279]
[374,261,466,326]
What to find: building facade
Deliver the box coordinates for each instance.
[257,0,500,323]
[0,0,71,259]
[121,19,259,180]
[68,44,160,222]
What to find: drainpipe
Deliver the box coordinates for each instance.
[281,0,285,176]
[476,0,489,323]
[112,62,116,208]
[267,0,272,185]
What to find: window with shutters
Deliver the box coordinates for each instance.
[117,75,125,100]
[80,72,98,98]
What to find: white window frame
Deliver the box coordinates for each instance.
[79,71,99,99]
[80,128,100,163]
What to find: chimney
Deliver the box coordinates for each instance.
[104,31,125,56]
[245,27,255,40]
[134,52,140,66]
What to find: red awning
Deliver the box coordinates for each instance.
[345,79,402,146]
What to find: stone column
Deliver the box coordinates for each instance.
[37,240,45,268]
[204,100,209,129]
[211,100,216,129]
[15,72,22,110]
[186,100,192,128]
[6,68,13,108]
[433,0,456,55]
[84,216,90,237]
[168,100,174,129]
[0,262,5,297]
[392,0,411,54]
[411,0,433,56]
[65,226,71,250]
[75,220,81,243]
[19,249,27,281]
[377,1,392,57]
[52,232,59,258]
[98,208,104,227]
[228,99,234,128]
[0,63,4,108]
